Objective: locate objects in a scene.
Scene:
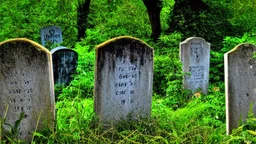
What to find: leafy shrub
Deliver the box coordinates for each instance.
[89,0,151,41]
[57,42,95,100]
[222,108,256,143]
[210,32,256,82]
[152,33,183,97]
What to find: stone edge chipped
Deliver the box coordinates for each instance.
[95,36,153,50]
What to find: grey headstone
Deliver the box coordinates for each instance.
[224,43,256,134]
[94,36,153,124]
[50,46,78,85]
[40,26,63,47]
[0,38,55,141]
[180,37,210,94]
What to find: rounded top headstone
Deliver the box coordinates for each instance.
[94,36,154,124]
[96,36,153,50]
[50,46,72,54]
[181,37,208,44]
[225,43,255,55]
[0,38,50,54]
[0,38,55,141]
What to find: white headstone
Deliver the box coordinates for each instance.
[94,36,153,124]
[0,38,55,141]
[40,25,63,47]
[180,37,210,94]
[224,43,256,134]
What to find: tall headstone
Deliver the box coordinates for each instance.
[94,36,153,124]
[180,37,210,94]
[51,46,78,85]
[0,38,55,141]
[40,25,63,47]
[225,43,256,134]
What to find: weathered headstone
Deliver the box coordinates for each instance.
[180,37,210,94]
[51,46,78,85]
[94,36,153,124]
[224,43,256,134]
[0,38,55,141]
[40,25,63,47]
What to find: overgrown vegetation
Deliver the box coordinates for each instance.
[1,0,256,143]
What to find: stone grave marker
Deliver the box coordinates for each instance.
[40,25,63,47]
[51,46,78,85]
[94,36,153,124]
[180,37,210,94]
[0,38,55,141]
[224,43,256,134]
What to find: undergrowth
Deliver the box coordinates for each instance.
[2,0,256,143]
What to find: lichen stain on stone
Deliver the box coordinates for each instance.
[97,38,152,72]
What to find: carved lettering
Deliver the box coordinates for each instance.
[191,43,204,59]
[187,66,205,84]
[114,65,138,97]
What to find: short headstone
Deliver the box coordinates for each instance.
[94,36,153,124]
[51,46,78,85]
[0,38,55,141]
[40,25,63,47]
[224,43,256,134]
[180,37,210,94]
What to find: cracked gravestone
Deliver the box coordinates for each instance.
[0,38,55,141]
[94,36,153,124]
[180,37,210,94]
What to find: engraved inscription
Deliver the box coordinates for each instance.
[4,72,34,138]
[191,43,204,59]
[185,65,205,84]
[44,29,61,44]
[115,65,138,105]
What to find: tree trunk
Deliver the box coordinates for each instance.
[143,0,162,41]
[77,0,91,41]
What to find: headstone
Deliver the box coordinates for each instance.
[40,25,63,47]
[51,46,78,85]
[224,43,256,134]
[0,38,55,141]
[180,37,210,94]
[94,36,153,124]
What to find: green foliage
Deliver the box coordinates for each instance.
[0,111,25,143]
[57,42,95,100]
[153,55,182,97]
[33,89,227,143]
[160,0,175,31]
[222,110,256,143]
[210,32,256,81]
[168,0,239,51]
[2,0,256,143]
[0,0,82,47]
[152,33,183,97]
[229,0,256,32]
[88,0,151,42]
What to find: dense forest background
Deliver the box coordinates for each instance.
[1,0,256,143]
